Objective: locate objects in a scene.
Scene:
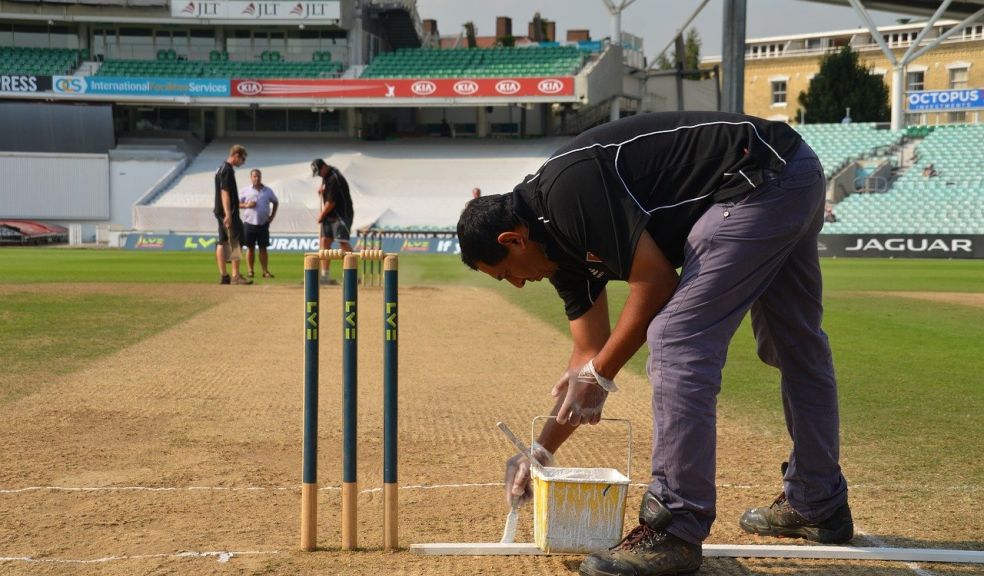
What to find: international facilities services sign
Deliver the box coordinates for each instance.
[171,0,340,20]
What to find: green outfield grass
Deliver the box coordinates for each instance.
[1,248,981,486]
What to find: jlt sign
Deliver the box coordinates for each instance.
[171,0,340,20]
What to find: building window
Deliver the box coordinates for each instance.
[906,70,924,92]
[771,80,787,105]
[963,24,984,40]
[117,27,154,59]
[884,32,916,47]
[948,111,967,123]
[950,67,969,89]
[189,29,216,59]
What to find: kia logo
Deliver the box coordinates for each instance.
[237,80,263,96]
[495,80,521,95]
[453,80,479,95]
[411,81,437,96]
[538,79,564,94]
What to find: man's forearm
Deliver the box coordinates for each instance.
[536,395,578,454]
[593,286,666,379]
[594,231,679,380]
[221,190,232,220]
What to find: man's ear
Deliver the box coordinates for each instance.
[496,229,525,248]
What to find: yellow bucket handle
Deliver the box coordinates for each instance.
[531,415,632,480]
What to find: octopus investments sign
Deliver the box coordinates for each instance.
[907,89,984,111]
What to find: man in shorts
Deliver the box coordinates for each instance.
[214,144,251,285]
[240,168,279,279]
[312,158,354,285]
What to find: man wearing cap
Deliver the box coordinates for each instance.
[312,158,354,285]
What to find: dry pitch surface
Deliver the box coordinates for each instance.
[0,284,980,576]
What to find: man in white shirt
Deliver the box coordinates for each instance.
[240,168,279,278]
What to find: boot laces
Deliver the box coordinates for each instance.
[613,524,669,552]
[770,491,789,509]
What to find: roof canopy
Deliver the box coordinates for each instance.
[804,0,984,19]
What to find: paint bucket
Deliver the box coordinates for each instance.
[530,417,631,553]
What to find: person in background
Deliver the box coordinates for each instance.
[214,144,251,285]
[240,168,279,279]
[312,158,354,285]
[472,187,482,199]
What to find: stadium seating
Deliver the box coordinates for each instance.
[823,124,984,235]
[0,46,81,75]
[795,122,904,178]
[361,45,585,78]
[96,57,343,79]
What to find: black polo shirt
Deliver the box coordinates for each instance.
[512,111,803,320]
[213,161,239,219]
[321,166,354,222]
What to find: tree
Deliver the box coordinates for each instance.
[798,46,889,123]
[655,28,702,79]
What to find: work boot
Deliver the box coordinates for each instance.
[579,492,701,576]
[739,463,854,544]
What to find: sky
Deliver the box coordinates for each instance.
[414,0,918,59]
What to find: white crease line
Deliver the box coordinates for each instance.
[2,483,979,495]
[0,486,291,494]
[0,550,279,564]
[857,530,936,576]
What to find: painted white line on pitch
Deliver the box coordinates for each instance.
[0,550,279,564]
[0,482,516,495]
[361,482,504,493]
[0,486,292,494]
[2,482,980,495]
[858,530,937,576]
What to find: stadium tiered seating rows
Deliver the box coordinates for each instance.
[96,58,343,79]
[0,46,82,75]
[361,45,585,78]
[795,122,904,178]
[823,124,984,235]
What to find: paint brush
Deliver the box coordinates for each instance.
[496,422,542,544]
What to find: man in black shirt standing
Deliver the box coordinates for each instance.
[214,144,251,285]
[457,112,852,576]
[312,158,354,285]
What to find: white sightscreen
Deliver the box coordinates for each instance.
[0,152,110,219]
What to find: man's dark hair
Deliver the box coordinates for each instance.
[457,193,520,270]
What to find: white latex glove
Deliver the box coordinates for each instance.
[553,359,617,426]
[503,442,555,507]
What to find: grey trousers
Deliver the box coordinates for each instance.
[646,142,848,544]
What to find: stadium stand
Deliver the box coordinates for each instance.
[794,122,904,179]
[0,46,82,75]
[361,45,585,78]
[823,124,984,235]
[136,138,564,234]
[97,52,344,79]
